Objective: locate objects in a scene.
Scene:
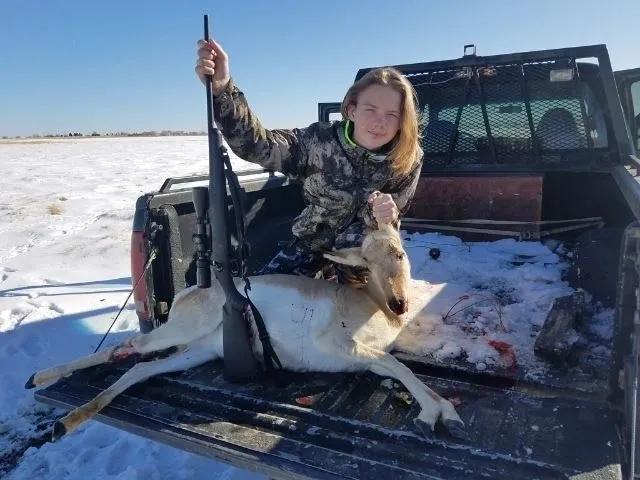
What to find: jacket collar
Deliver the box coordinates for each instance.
[336,120,392,163]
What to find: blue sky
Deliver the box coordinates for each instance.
[1,0,638,137]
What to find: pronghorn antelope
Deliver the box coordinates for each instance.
[25,221,465,441]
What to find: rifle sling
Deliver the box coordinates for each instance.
[222,153,283,374]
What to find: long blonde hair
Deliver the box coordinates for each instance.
[340,67,422,176]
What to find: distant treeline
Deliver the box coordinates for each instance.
[2,130,206,139]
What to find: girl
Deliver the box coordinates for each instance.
[195,38,423,284]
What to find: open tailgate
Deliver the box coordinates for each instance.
[35,357,622,479]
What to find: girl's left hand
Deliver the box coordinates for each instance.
[368,191,398,224]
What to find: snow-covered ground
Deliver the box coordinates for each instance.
[0,136,614,478]
[0,136,266,479]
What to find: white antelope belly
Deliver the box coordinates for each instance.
[246,278,363,373]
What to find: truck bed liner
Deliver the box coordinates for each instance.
[35,357,622,479]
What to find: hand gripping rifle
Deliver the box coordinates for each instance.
[192,14,281,383]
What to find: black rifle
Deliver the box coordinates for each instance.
[192,14,281,382]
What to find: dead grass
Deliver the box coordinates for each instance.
[47,204,63,216]
[0,138,75,146]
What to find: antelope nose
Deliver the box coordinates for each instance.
[388,297,408,315]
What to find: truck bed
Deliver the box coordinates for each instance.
[35,355,622,479]
[81,167,628,479]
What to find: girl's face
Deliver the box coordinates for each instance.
[347,84,402,151]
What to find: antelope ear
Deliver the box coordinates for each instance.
[323,248,366,267]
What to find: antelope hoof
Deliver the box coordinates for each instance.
[52,421,67,442]
[413,418,436,440]
[442,418,470,441]
[25,373,36,389]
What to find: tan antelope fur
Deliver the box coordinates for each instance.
[25,222,465,441]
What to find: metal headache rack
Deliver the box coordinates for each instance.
[360,45,620,169]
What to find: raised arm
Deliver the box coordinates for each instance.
[196,38,309,181]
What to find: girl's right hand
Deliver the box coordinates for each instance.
[195,38,230,95]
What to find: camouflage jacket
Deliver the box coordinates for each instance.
[213,78,424,252]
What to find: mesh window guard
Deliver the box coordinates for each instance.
[411,58,610,168]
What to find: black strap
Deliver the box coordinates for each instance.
[244,281,282,371]
[221,153,283,373]
[221,153,250,277]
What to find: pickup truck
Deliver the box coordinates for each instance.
[35,44,640,479]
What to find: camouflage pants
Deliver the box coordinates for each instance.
[257,222,369,285]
